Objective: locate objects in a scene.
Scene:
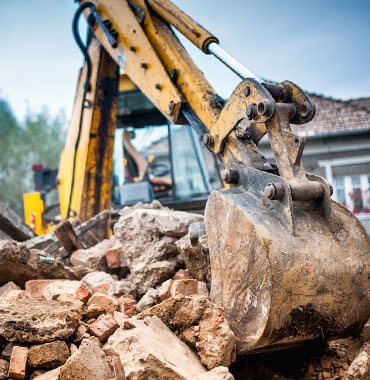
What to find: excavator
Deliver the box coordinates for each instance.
[23,0,369,354]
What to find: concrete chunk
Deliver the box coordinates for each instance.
[0,299,80,343]
[59,339,114,380]
[106,316,206,379]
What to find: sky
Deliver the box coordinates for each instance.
[0,0,369,121]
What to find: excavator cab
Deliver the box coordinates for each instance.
[111,86,222,212]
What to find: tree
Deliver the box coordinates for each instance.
[0,98,65,216]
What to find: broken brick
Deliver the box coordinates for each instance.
[117,294,136,317]
[158,279,173,301]
[170,279,199,297]
[89,314,119,343]
[105,245,123,269]
[8,346,28,380]
[74,282,92,304]
[87,292,118,314]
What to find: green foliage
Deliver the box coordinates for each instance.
[0,98,65,215]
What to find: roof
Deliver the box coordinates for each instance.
[293,94,370,137]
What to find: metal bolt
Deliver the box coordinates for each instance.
[221,169,239,184]
[140,62,147,69]
[155,83,161,90]
[299,101,312,118]
[246,104,255,119]
[264,183,285,200]
[256,100,274,117]
[168,101,175,114]
[264,184,276,199]
[244,86,250,97]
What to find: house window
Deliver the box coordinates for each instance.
[333,174,370,214]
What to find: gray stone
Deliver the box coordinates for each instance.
[108,280,137,298]
[114,204,202,296]
[176,223,210,285]
[136,288,160,313]
[70,239,115,270]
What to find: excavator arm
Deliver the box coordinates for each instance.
[75,0,331,225]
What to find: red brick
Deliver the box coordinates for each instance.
[8,346,28,380]
[87,292,118,314]
[89,314,119,343]
[170,279,198,297]
[105,245,123,269]
[74,282,92,304]
[157,279,173,301]
[117,295,136,317]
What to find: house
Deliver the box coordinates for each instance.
[259,94,370,233]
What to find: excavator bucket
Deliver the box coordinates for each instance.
[204,79,370,355]
[205,167,370,354]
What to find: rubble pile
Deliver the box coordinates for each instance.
[0,201,369,379]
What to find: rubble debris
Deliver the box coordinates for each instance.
[24,210,111,257]
[87,292,118,314]
[136,287,160,312]
[81,271,115,293]
[0,202,35,242]
[195,366,235,380]
[176,222,211,285]
[108,280,136,299]
[59,339,114,380]
[7,346,28,380]
[0,201,368,380]
[139,294,236,369]
[106,316,207,379]
[117,295,136,317]
[88,314,119,343]
[0,299,79,343]
[27,341,70,369]
[0,241,83,287]
[54,220,82,254]
[70,239,115,270]
[114,203,203,295]
[105,243,126,269]
[0,282,20,297]
[344,349,370,380]
[0,359,9,380]
[32,367,60,380]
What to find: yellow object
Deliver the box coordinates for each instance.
[23,192,54,235]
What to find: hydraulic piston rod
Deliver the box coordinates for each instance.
[207,42,262,82]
